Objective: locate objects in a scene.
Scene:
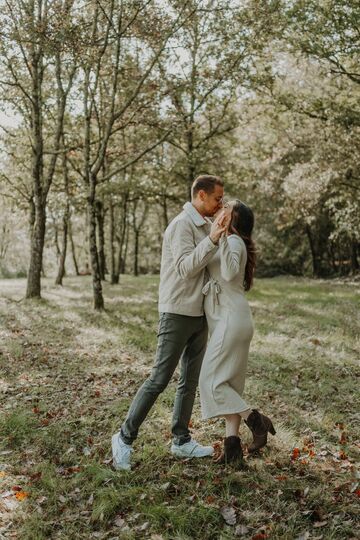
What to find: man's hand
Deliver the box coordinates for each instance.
[209,210,231,244]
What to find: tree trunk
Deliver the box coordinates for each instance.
[88,189,104,310]
[96,199,106,280]
[26,47,45,299]
[114,194,129,283]
[68,217,79,276]
[350,241,359,272]
[55,209,69,285]
[305,225,321,277]
[109,198,116,284]
[54,219,61,261]
[161,195,169,228]
[134,231,139,276]
[122,218,130,274]
[26,200,46,298]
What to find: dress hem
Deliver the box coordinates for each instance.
[202,406,251,421]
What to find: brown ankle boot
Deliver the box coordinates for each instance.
[245,410,276,453]
[214,436,243,464]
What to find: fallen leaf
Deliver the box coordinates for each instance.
[313,521,327,528]
[0,471,5,478]
[291,448,300,460]
[15,491,28,501]
[296,532,310,540]
[339,432,347,444]
[235,524,249,536]
[114,516,127,529]
[220,505,236,526]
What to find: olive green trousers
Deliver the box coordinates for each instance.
[120,312,208,445]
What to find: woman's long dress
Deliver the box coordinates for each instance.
[199,234,254,419]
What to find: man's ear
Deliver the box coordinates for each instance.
[198,189,206,202]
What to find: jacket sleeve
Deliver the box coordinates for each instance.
[220,234,244,281]
[168,219,218,279]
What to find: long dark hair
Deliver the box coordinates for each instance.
[230,200,256,291]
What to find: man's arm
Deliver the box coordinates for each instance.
[169,219,217,279]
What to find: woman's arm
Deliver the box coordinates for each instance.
[220,234,244,281]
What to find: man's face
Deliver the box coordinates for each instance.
[200,185,224,217]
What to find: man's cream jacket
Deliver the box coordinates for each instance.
[158,202,218,316]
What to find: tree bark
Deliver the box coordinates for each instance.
[131,198,148,277]
[350,241,359,272]
[88,191,104,310]
[96,199,106,280]
[68,218,79,276]
[26,199,46,298]
[26,33,45,299]
[114,193,129,283]
[305,225,321,277]
[55,134,71,286]
[109,197,116,284]
[134,231,140,276]
[55,215,68,285]
[122,215,130,275]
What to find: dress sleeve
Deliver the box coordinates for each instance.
[219,234,245,281]
[168,219,218,280]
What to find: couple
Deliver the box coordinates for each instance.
[112,175,275,470]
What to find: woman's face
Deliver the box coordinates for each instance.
[222,200,235,221]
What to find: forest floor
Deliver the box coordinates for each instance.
[0,275,359,540]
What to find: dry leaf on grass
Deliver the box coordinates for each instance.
[15,491,28,501]
[235,524,249,536]
[220,505,236,525]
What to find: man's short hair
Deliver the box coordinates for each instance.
[191,175,224,199]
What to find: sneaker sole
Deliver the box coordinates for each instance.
[171,448,214,458]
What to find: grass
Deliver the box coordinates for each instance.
[0,275,359,540]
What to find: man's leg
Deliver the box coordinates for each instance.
[171,315,208,445]
[120,313,197,445]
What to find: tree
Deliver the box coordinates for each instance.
[0,0,77,298]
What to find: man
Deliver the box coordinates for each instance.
[112,175,228,470]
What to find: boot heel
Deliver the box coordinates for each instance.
[269,422,276,436]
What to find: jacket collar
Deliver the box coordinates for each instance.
[183,202,207,226]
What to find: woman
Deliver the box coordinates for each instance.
[199,200,275,465]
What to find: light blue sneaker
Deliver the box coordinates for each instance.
[171,438,214,458]
[112,432,133,470]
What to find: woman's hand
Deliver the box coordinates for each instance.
[210,210,231,244]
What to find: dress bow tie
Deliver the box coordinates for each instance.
[202,278,221,307]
